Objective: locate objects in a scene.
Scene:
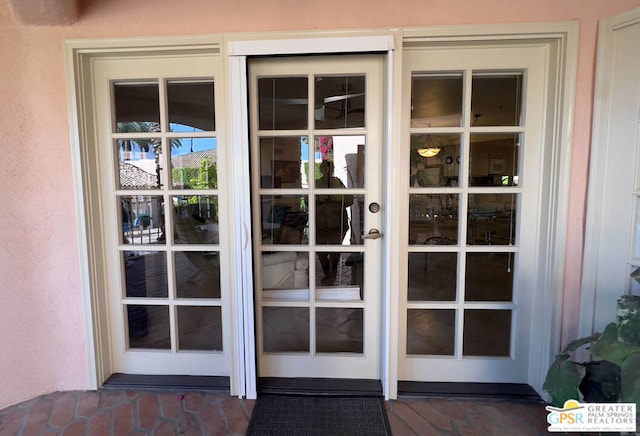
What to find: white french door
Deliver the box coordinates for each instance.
[399,45,547,383]
[93,55,232,376]
[248,55,385,379]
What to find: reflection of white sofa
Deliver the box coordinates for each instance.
[262,252,308,289]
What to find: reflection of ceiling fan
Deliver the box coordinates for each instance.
[263,86,364,120]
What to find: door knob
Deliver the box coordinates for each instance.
[362,228,382,240]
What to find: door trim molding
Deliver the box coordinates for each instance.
[581,7,640,337]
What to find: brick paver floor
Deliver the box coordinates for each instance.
[0,389,553,435]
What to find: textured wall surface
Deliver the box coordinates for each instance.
[1,0,638,410]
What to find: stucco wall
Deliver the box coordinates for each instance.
[1,0,638,409]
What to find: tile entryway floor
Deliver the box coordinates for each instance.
[0,389,551,435]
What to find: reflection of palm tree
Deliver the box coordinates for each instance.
[117,122,182,188]
[117,121,182,242]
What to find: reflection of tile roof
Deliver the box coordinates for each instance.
[171,149,217,169]
[119,162,158,188]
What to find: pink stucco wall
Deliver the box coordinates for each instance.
[1,0,638,409]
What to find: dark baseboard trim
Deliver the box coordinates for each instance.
[397,382,543,402]
[103,374,230,392]
[258,377,383,397]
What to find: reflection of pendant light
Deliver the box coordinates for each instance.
[417,134,441,158]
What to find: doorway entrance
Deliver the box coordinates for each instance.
[248,55,385,380]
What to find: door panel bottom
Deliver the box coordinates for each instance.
[258,377,382,396]
[398,381,542,401]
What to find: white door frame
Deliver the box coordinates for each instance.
[581,7,640,337]
[227,35,396,400]
[64,23,577,401]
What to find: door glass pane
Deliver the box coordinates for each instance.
[177,306,222,351]
[261,195,309,245]
[120,196,165,245]
[409,194,458,245]
[315,194,363,247]
[465,253,514,301]
[262,252,309,295]
[174,252,220,299]
[463,309,511,356]
[471,73,522,126]
[113,83,160,132]
[315,75,365,129]
[116,138,162,189]
[408,252,457,301]
[263,307,309,352]
[467,194,517,245]
[167,81,215,132]
[315,252,364,297]
[258,77,308,130]
[469,133,520,187]
[123,251,168,298]
[316,308,363,353]
[259,137,307,188]
[171,138,218,189]
[410,134,461,187]
[173,195,218,244]
[411,74,463,128]
[127,305,170,349]
[314,135,365,189]
[407,309,455,355]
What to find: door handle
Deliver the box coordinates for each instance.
[362,228,382,240]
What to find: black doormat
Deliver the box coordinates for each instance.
[246,394,392,436]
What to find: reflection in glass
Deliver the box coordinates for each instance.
[409,194,458,245]
[315,194,363,247]
[314,252,364,295]
[258,77,308,130]
[127,305,170,349]
[314,135,365,189]
[407,309,455,355]
[175,252,220,299]
[173,195,218,244]
[410,134,461,187]
[408,252,457,301]
[168,81,215,132]
[114,83,160,132]
[465,253,514,301]
[116,138,161,190]
[171,138,218,189]
[177,306,222,351]
[471,74,522,126]
[469,133,519,187]
[411,74,463,128]
[260,137,306,188]
[120,196,165,245]
[314,75,365,129]
[467,194,517,245]
[262,252,309,291]
[316,308,363,353]
[123,251,168,298]
[261,195,308,245]
[463,309,511,356]
[263,307,309,352]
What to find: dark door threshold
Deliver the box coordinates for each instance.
[398,381,543,402]
[258,377,383,397]
[103,373,230,392]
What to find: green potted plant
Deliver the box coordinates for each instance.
[543,295,640,407]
